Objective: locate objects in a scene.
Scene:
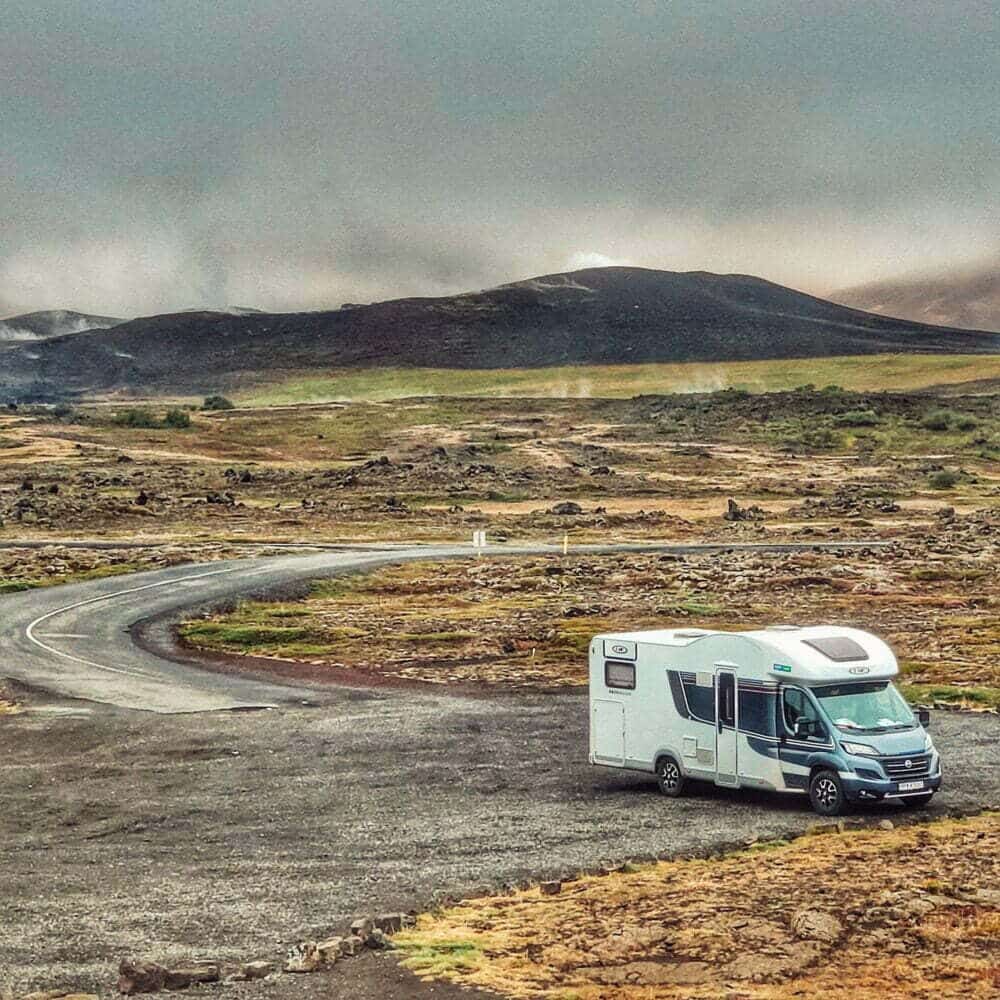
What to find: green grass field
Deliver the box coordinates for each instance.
[237,354,1000,404]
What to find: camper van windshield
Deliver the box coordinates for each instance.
[813,682,915,733]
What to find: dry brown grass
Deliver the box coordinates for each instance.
[396,814,1000,999]
[183,517,1000,699]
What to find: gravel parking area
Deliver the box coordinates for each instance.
[1,689,997,997]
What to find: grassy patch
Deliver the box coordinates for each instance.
[899,683,1000,712]
[237,355,1000,404]
[397,939,484,978]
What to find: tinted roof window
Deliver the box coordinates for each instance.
[801,636,869,662]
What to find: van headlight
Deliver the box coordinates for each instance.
[841,741,878,757]
[924,735,935,753]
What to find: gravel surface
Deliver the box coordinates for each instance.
[1,688,997,997]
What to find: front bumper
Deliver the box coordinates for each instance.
[842,771,942,801]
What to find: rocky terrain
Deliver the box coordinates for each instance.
[399,813,1000,999]
[181,507,1000,703]
[3,268,998,395]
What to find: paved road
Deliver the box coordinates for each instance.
[0,540,889,712]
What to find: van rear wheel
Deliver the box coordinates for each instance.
[809,769,847,816]
[656,756,685,798]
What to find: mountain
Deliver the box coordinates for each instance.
[2,268,998,397]
[0,309,123,341]
[831,262,1000,333]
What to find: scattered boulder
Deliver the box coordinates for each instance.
[231,961,274,981]
[550,501,583,516]
[284,941,322,973]
[163,964,219,990]
[790,908,843,944]
[349,917,373,941]
[339,935,364,957]
[540,880,562,896]
[723,498,765,522]
[374,913,406,934]
[118,959,167,995]
[316,938,342,965]
[878,819,895,831]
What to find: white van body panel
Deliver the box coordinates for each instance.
[588,625,900,792]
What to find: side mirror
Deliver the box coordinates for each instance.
[915,706,931,729]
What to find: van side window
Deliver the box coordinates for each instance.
[738,686,776,736]
[718,673,735,727]
[681,677,715,723]
[782,688,826,741]
[605,660,636,690]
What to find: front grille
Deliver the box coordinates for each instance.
[881,753,931,778]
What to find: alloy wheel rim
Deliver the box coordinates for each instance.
[816,777,838,808]
[660,763,679,789]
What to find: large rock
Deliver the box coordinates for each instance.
[349,917,373,941]
[790,908,843,943]
[550,501,583,516]
[231,961,274,981]
[284,941,322,973]
[339,935,364,957]
[163,964,220,990]
[316,938,342,965]
[373,913,407,934]
[118,960,168,995]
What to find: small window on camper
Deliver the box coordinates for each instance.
[605,660,636,690]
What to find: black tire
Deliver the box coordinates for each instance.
[656,756,685,798]
[900,793,934,809]
[809,769,848,816]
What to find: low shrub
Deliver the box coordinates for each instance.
[836,409,879,427]
[928,469,960,490]
[203,395,235,410]
[164,408,191,429]
[920,409,955,432]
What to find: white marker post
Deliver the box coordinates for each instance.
[563,532,568,556]
[472,530,487,556]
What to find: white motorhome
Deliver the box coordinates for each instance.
[589,625,939,815]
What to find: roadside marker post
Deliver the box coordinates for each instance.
[472,530,487,556]
[563,532,568,556]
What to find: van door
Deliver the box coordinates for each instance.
[592,700,626,766]
[715,669,738,786]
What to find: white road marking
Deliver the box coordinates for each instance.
[36,633,93,639]
[24,565,248,678]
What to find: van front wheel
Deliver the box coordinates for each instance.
[809,769,847,816]
[656,756,685,798]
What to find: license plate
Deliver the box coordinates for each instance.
[898,780,924,792]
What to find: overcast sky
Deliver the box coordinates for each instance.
[2,1,998,317]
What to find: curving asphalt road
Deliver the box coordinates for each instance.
[0,540,891,712]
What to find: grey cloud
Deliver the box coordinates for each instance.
[1,0,998,315]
